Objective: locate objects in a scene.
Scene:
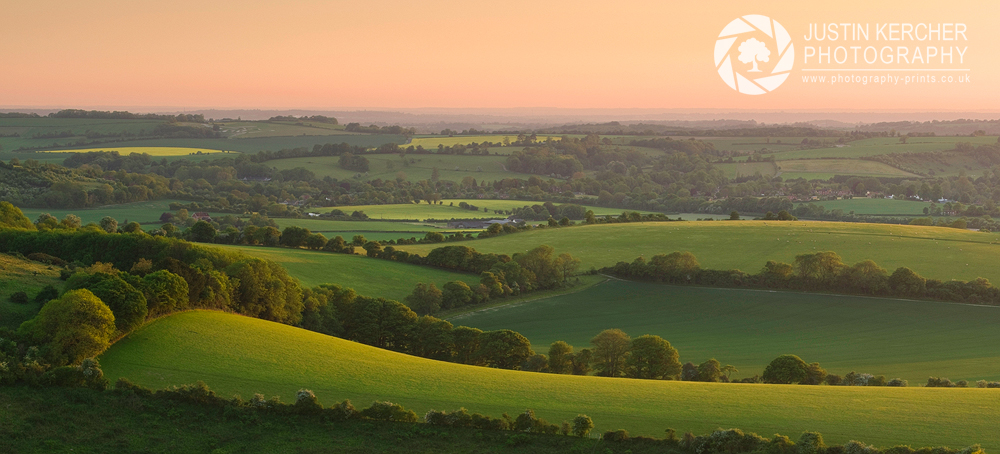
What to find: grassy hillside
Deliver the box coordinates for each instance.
[269,154,519,182]
[0,253,62,330]
[394,221,1000,283]
[100,311,1000,449]
[210,244,479,300]
[37,146,234,156]
[454,279,1000,384]
[796,198,933,216]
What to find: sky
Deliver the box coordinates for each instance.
[2,0,998,111]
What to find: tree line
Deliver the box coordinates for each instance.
[603,250,1000,306]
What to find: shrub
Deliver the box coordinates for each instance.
[956,380,969,388]
[361,401,418,423]
[762,355,808,384]
[798,432,826,454]
[926,377,956,388]
[887,378,908,387]
[113,377,152,397]
[293,389,322,414]
[825,374,843,386]
[9,291,28,304]
[603,429,629,442]
[977,380,987,388]
[572,414,594,438]
[843,440,878,454]
[33,285,59,303]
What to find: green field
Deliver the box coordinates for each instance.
[797,198,933,216]
[455,280,1000,384]
[100,310,1000,449]
[0,253,62,330]
[17,199,190,226]
[211,244,479,300]
[219,120,351,139]
[760,137,999,161]
[716,161,778,178]
[37,146,235,156]
[269,154,520,182]
[775,159,919,179]
[404,135,562,149]
[394,221,1000,283]
[311,200,650,221]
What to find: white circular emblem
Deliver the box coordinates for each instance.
[715,15,794,95]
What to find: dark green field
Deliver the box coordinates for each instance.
[454,280,1000,384]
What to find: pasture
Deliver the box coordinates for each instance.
[393,221,1000,283]
[775,159,919,179]
[455,279,1000,384]
[796,198,933,216]
[310,200,649,221]
[100,310,1000,449]
[404,135,562,149]
[715,161,778,178]
[210,244,479,300]
[761,136,998,161]
[36,146,234,156]
[17,200,189,226]
[218,120,350,139]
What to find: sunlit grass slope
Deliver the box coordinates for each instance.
[37,146,233,156]
[100,311,1000,450]
[455,280,1000,384]
[395,221,1000,283]
[211,244,479,300]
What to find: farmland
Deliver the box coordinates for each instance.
[310,200,650,221]
[17,199,191,226]
[210,244,479,300]
[775,159,920,179]
[760,136,999,161]
[100,310,1000,450]
[37,146,234,156]
[403,135,561,149]
[795,198,933,216]
[268,153,517,182]
[455,279,1000,384]
[393,221,1000,283]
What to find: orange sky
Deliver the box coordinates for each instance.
[2,0,998,111]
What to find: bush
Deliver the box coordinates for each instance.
[328,399,356,421]
[572,414,594,437]
[603,429,629,442]
[293,389,322,414]
[33,285,59,303]
[843,440,878,454]
[926,377,956,388]
[798,432,826,454]
[361,401,418,422]
[886,378,908,387]
[9,291,28,304]
[762,354,808,384]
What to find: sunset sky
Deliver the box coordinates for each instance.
[3,0,998,111]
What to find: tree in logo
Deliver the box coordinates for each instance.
[714,15,794,95]
[738,38,770,72]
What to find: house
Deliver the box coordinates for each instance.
[447,216,525,229]
[193,212,212,222]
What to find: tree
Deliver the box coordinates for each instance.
[794,251,846,287]
[281,226,312,248]
[553,253,581,283]
[441,281,473,309]
[452,326,483,365]
[475,329,534,369]
[99,216,118,233]
[0,201,34,229]
[729,211,740,220]
[362,241,383,258]
[738,37,770,72]
[762,354,809,384]
[18,289,116,365]
[187,221,217,243]
[625,334,681,380]
[225,258,303,324]
[547,341,573,374]
[804,362,828,385]
[409,316,454,361]
[572,415,594,438]
[140,270,189,316]
[569,348,593,376]
[889,267,926,297]
[304,233,327,250]
[842,260,888,295]
[405,283,443,315]
[697,359,722,382]
[66,272,148,334]
[349,297,418,351]
[649,252,700,283]
[591,329,631,377]
[122,222,143,234]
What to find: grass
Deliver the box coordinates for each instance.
[210,244,480,300]
[775,159,919,178]
[17,199,192,226]
[0,253,62,330]
[27,134,405,154]
[100,310,1000,449]
[796,198,933,216]
[35,146,235,156]
[219,120,351,139]
[312,200,652,221]
[403,135,562,149]
[760,137,999,161]
[454,279,1000,384]
[715,161,778,178]
[392,221,1000,284]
